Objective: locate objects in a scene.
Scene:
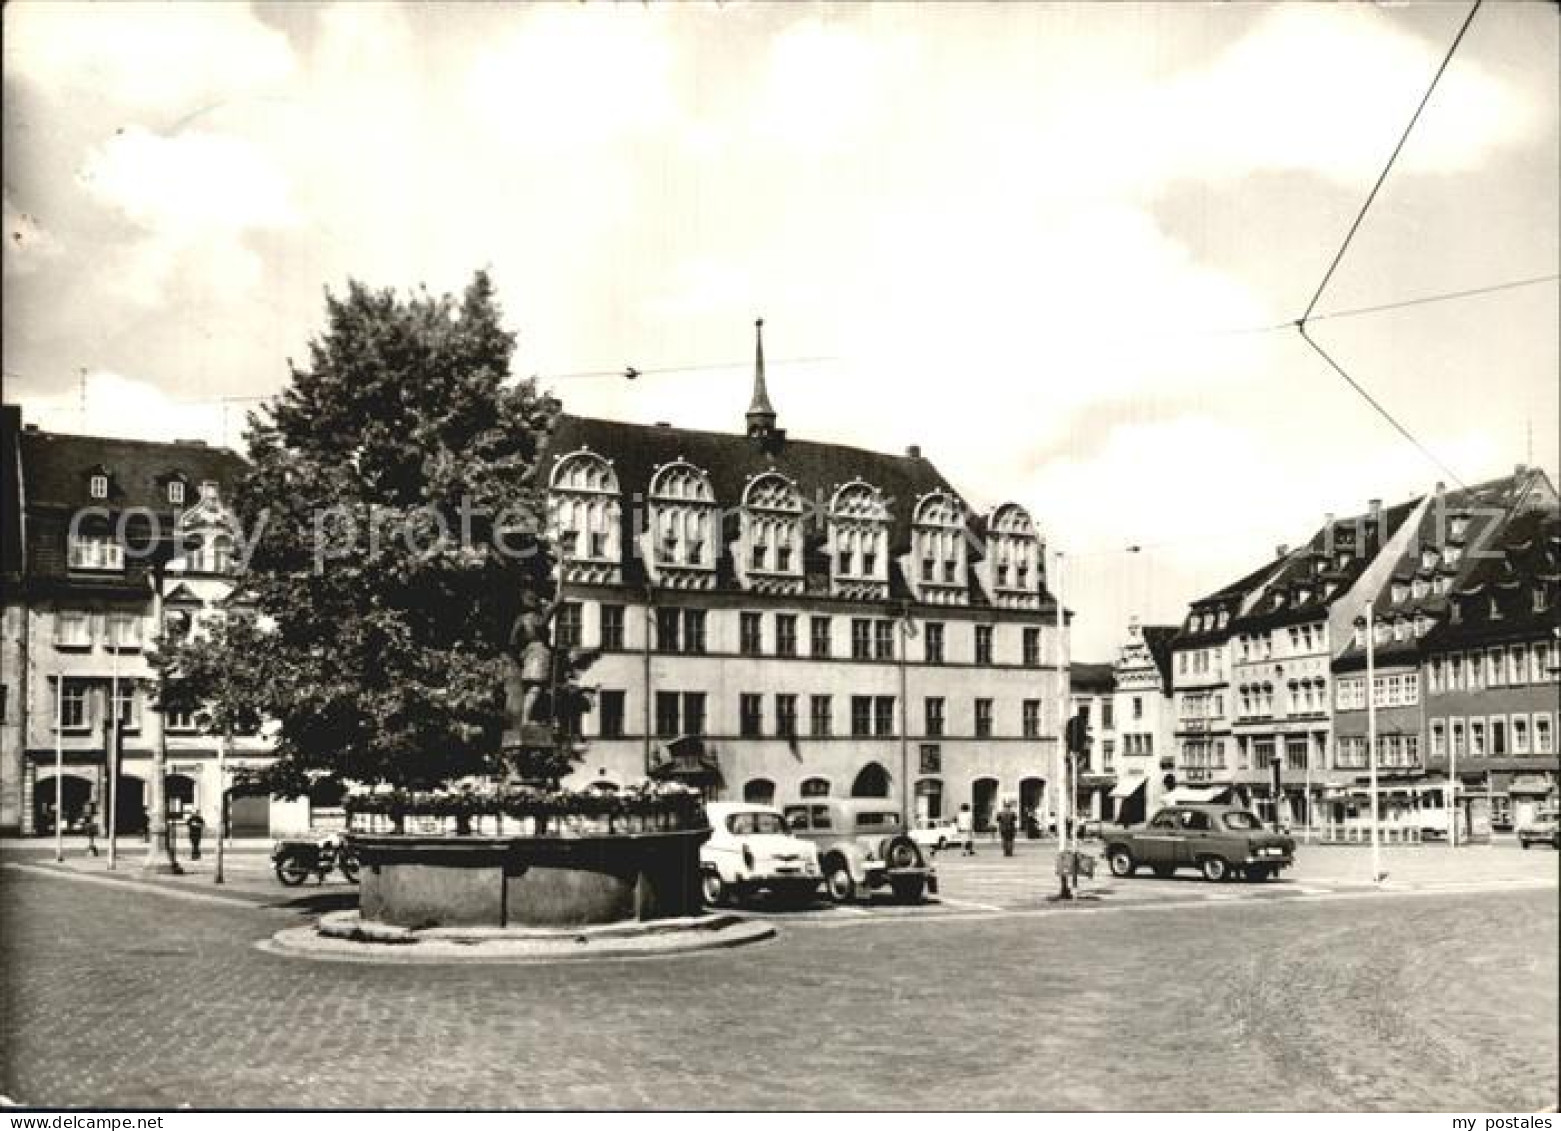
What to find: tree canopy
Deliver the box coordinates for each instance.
[157,272,591,791]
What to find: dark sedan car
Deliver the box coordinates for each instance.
[1103,804,1296,882]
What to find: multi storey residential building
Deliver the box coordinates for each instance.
[544,327,1067,832]
[1068,661,1116,820]
[0,411,296,838]
[1108,619,1176,824]
[1169,567,1260,803]
[1227,496,1422,826]
[1405,472,1558,833]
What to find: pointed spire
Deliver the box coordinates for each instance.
[746,317,777,438]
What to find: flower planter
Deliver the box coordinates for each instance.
[353,828,711,928]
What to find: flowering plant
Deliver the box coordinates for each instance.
[344,779,706,832]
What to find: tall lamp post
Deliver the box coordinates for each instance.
[141,547,182,875]
[1355,607,1384,884]
[1052,547,1073,899]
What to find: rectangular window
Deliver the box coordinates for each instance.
[599,604,624,651]
[167,480,185,505]
[924,622,944,665]
[775,694,797,737]
[1022,627,1041,667]
[810,695,832,737]
[655,691,680,738]
[740,613,762,656]
[555,601,583,649]
[111,684,138,732]
[655,608,681,654]
[739,694,763,738]
[1428,658,1443,694]
[1491,717,1507,757]
[874,620,895,661]
[919,744,942,775]
[1507,645,1525,686]
[1535,715,1553,755]
[57,679,89,730]
[68,536,124,571]
[975,625,993,666]
[1532,644,1549,684]
[55,611,92,648]
[1470,719,1487,757]
[924,697,945,738]
[1021,699,1041,739]
[1101,700,1114,731]
[776,545,792,572]
[1487,648,1504,688]
[1285,736,1308,772]
[1430,719,1446,758]
[873,696,896,737]
[810,616,831,659]
[851,619,871,660]
[164,688,198,733]
[683,610,707,655]
[89,474,108,499]
[850,696,872,737]
[1133,697,1144,721]
[683,693,706,736]
[775,614,797,658]
[1512,715,1530,755]
[598,690,625,738]
[1450,718,1466,757]
[975,698,993,738]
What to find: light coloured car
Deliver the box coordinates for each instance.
[909,817,961,853]
[782,798,937,904]
[700,802,823,906]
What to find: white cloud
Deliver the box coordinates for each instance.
[755,19,919,151]
[465,6,678,150]
[21,370,230,447]
[80,127,296,234]
[4,2,294,112]
[1139,6,1531,187]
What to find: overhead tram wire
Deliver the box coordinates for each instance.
[1293,0,1484,491]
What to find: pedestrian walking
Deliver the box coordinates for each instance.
[996,803,1018,857]
[956,803,975,856]
[186,811,206,861]
[83,801,100,857]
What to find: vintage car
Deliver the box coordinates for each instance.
[909,817,961,853]
[1517,812,1560,850]
[699,802,823,906]
[1101,804,1296,882]
[782,798,937,903]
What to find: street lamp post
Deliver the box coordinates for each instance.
[141,558,182,875]
[1357,607,1383,884]
[1053,548,1073,900]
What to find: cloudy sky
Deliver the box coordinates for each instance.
[4,2,1556,657]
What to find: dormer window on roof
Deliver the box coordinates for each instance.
[1217,610,1229,629]
[644,458,718,589]
[200,480,219,500]
[167,479,185,506]
[829,480,890,600]
[1391,581,1407,604]
[89,473,109,499]
[739,471,804,595]
[906,490,968,606]
[549,449,622,583]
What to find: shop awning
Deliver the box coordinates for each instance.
[1509,774,1557,797]
[1163,786,1226,805]
[1110,776,1147,801]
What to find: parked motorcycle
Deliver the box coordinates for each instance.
[271,832,360,886]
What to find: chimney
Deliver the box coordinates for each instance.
[1515,462,1528,478]
[1369,498,1382,522]
[1275,544,1289,559]
[906,444,922,459]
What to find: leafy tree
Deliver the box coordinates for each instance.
[167,272,591,792]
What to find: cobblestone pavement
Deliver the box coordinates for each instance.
[1,852,1555,1110]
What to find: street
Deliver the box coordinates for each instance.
[1,841,1555,1110]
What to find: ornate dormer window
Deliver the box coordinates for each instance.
[739,471,804,595]
[1217,610,1229,629]
[829,480,890,600]
[645,458,718,590]
[549,449,622,585]
[903,491,968,607]
[1448,513,1469,542]
[86,466,111,499]
[1421,547,1438,571]
[167,479,186,506]
[1390,581,1406,603]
